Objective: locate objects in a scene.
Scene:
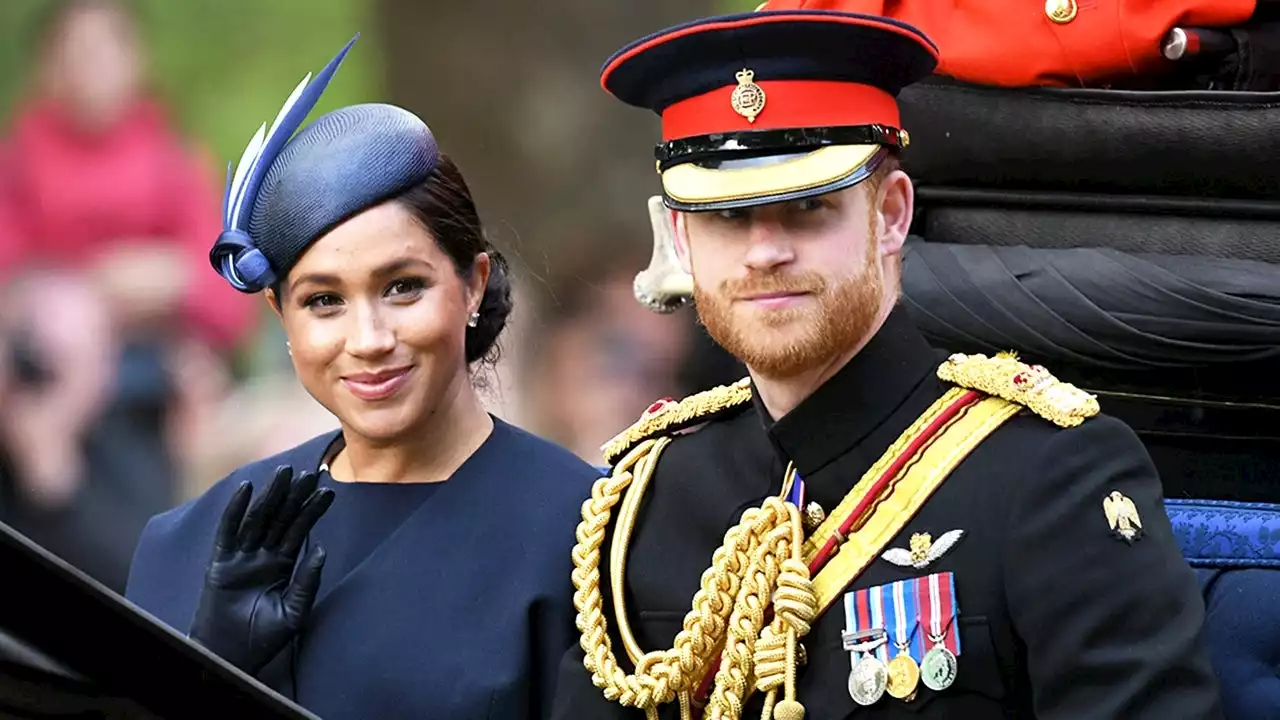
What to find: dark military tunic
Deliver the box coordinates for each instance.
[551,308,1221,719]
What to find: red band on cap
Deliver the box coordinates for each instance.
[660,80,900,141]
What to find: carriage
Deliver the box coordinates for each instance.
[893,61,1280,720]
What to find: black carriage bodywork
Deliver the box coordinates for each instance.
[898,76,1280,717]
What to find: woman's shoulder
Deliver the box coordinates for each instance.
[491,417,606,482]
[485,418,605,517]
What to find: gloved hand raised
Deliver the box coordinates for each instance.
[189,465,335,674]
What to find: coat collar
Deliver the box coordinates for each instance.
[755,306,941,474]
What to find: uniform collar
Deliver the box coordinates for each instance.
[755,306,941,473]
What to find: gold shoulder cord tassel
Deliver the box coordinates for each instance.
[750,496,813,720]
[572,442,817,720]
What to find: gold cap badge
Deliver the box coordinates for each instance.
[731,68,766,123]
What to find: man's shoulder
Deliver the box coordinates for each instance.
[599,351,1134,475]
[972,407,1148,478]
[601,377,756,466]
[937,351,1101,430]
[939,351,1146,473]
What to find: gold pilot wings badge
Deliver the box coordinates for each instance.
[1103,491,1144,544]
[881,530,965,570]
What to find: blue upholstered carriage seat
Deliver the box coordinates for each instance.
[1165,498,1280,719]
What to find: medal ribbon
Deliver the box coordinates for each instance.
[915,572,961,655]
[842,590,863,673]
[785,468,806,511]
[868,586,889,664]
[843,589,858,673]
[846,588,889,662]
[851,587,889,663]
[890,579,924,662]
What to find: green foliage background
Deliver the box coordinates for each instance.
[0,1,382,372]
[0,0,382,169]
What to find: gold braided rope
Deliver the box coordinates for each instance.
[572,440,817,720]
[611,437,671,666]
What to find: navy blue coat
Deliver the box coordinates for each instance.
[127,417,600,720]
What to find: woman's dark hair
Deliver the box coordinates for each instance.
[393,153,513,366]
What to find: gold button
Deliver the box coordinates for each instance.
[802,502,826,532]
[1045,0,1077,23]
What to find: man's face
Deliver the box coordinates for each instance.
[681,177,901,379]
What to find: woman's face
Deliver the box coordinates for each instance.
[272,201,488,446]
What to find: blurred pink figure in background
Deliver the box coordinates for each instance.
[0,0,255,591]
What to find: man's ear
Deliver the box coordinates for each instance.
[876,169,914,258]
[672,211,693,275]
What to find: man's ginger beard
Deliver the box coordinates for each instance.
[693,226,884,379]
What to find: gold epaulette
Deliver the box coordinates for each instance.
[601,377,753,465]
[937,351,1100,428]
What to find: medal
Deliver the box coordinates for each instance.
[915,572,962,693]
[886,653,920,700]
[842,628,889,706]
[842,584,892,706]
[849,654,888,706]
[884,579,922,700]
[921,645,958,692]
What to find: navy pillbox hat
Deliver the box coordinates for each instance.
[211,35,440,293]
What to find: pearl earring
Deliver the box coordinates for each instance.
[467,312,480,328]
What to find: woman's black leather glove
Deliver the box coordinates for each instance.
[189,465,335,674]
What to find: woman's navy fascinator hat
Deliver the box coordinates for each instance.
[211,34,441,293]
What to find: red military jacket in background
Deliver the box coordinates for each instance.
[761,0,1257,87]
